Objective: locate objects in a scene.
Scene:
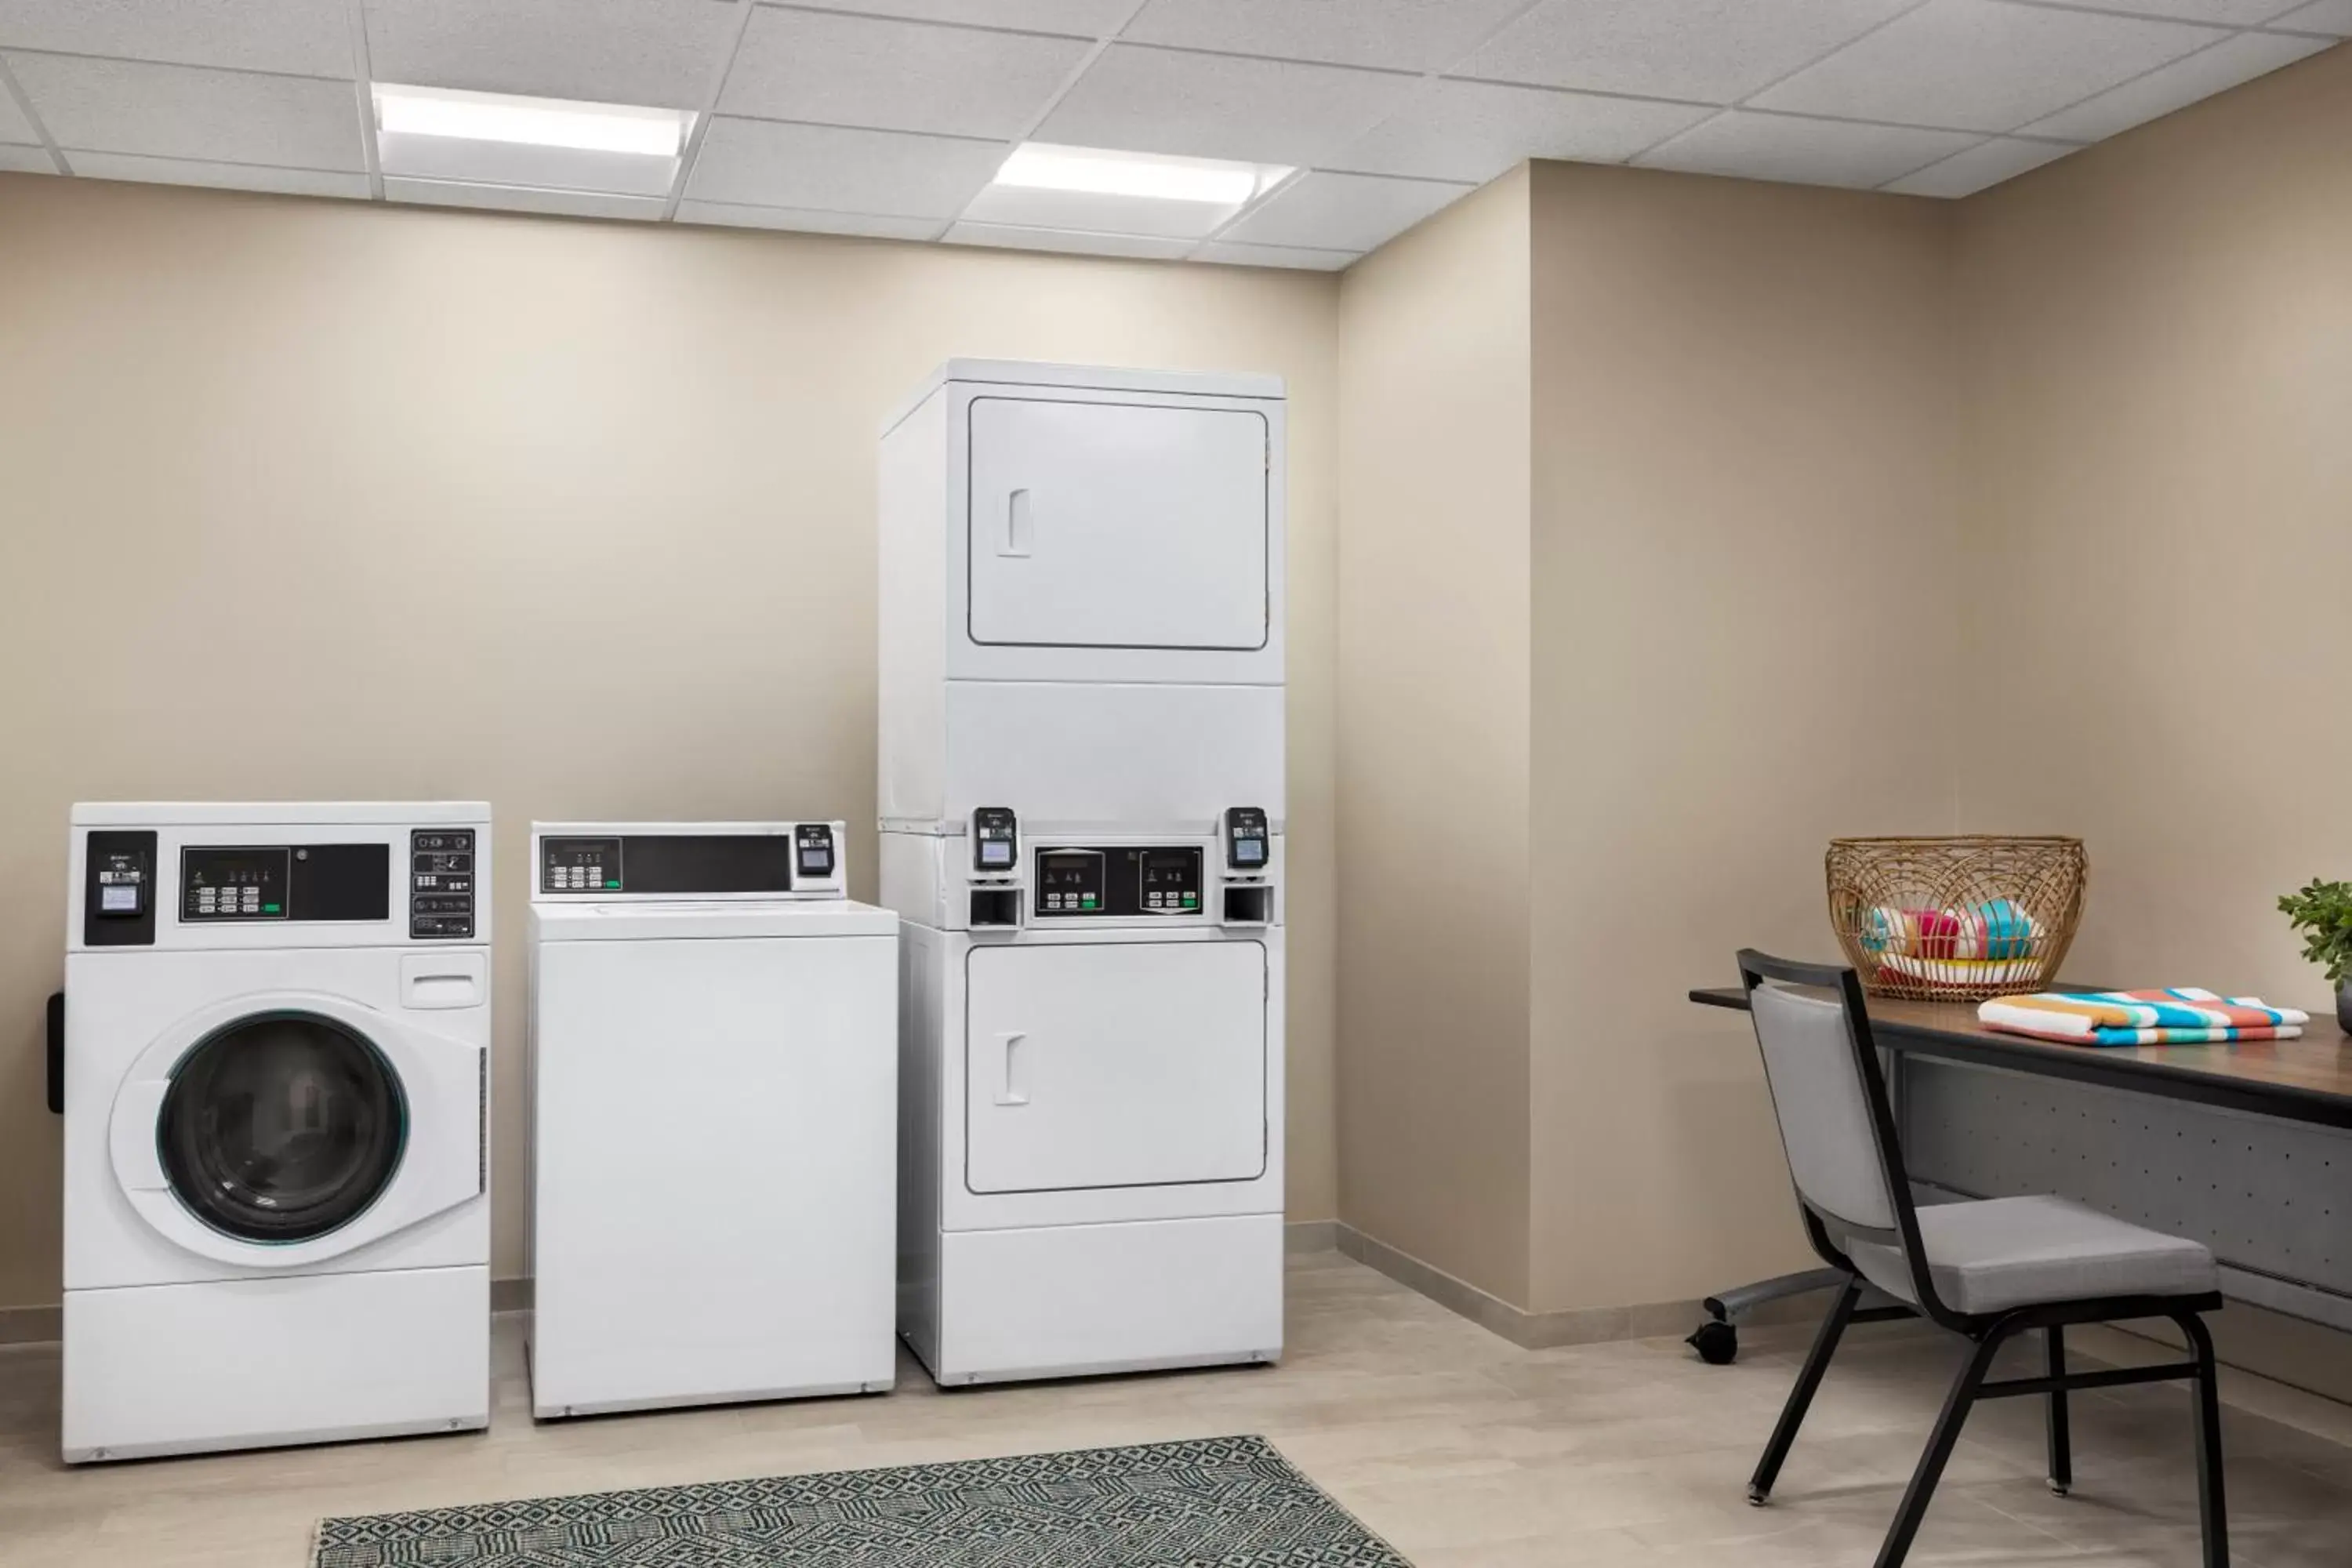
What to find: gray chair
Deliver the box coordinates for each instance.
[1737,949,2228,1568]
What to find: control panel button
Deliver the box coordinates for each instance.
[183,847,291,922]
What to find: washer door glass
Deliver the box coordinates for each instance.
[157,1011,408,1243]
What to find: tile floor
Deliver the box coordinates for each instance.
[4,1250,2349,1566]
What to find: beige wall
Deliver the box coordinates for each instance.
[1952,42,2352,1393]
[1526,162,1962,1316]
[0,173,1341,1312]
[1334,170,1534,1306]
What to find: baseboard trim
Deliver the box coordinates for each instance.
[0,1302,61,1346]
[1285,1218,1338,1254]
[1330,1222,1824,1351]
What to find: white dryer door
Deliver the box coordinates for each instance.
[109,991,483,1269]
[964,941,1267,1194]
[966,397,1271,652]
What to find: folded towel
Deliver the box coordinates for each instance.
[1979,988,2307,1047]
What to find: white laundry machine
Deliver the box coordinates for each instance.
[526,822,897,1417]
[878,355,1287,1386]
[884,817,1285,1385]
[61,802,492,1463]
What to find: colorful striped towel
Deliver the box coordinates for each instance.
[1978,988,2308,1047]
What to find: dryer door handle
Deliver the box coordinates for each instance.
[991,1030,1029,1107]
[110,1079,170,1190]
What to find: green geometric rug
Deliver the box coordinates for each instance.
[313,1434,1410,1566]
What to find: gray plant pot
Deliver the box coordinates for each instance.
[2339,983,2352,1036]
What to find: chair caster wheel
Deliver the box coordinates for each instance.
[2048,1481,2070,1497]
[1747,1485,1769,1508]
[1688,1320,1739,1366]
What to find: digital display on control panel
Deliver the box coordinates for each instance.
[543,837,621,893]
[412,830,476,938]
[1225,807,1269,869]
[1033,845,1203,917]
[1037,850,1103,913]
[795,823,836,880]
[183,848,289,920]
[973,807,1018,873]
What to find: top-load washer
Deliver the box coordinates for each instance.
[60,802,491,1462]
[526,822,898,1417]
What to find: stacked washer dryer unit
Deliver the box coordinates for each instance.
[880,360,1286,1385]
[525,821,898,1417]
[61,803,491,1461]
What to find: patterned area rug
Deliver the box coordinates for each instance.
[312,1434,1410,1566]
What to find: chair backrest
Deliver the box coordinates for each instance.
[1739,953,1904,1236]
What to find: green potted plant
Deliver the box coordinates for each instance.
[2278,879,2352,1035]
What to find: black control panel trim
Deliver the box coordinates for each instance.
[182,843,391,924]
[412,829,477,939]
[83,830,158,946]
[1033,844,1204,918]
[541,834,797,896]
[1224,806,1270,873]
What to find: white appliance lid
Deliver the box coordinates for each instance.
[531,899,896,942]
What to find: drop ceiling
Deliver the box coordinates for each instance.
[0,0,2340,269]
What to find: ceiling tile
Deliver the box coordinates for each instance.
[1124,0,1533,73]
[2042,0,2300,20]
[1192,239,1356,270]
[1754,0,2222,133]
[384,176,668,220]
[944,221,1196,260]
[2270,0,2352,31]
[773,0,1134,34]
[686,115,1005,216]
[2024,28,2332,140]
[69,150,371,198]
[0,0,351,78]
[365,0,740,108]
[960,180,1245,239]
[1329,78,1711,183]
[1881,135,2073,196]
[1634,110,1977,188]
[673,199,945,239]
[9,53,366,169]
[0,80,34,141]
[1035,43,1416,165]
[1457,0,1915,103]
[1218,169,1468,250]
[0,142,55,172]
[720,8,1087,140]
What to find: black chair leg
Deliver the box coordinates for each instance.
[2177,1312,2230,1567]
[1873,1324,2008,1568]
[2045,1324,2072,1497]
[1749,1277,1862,1504]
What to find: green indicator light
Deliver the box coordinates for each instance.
[1082,895,1097,908]
[1182,894,1198,906]
[606,880,622,888]
[263,903,281,913]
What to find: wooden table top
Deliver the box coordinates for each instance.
[1690,985,2352,1130]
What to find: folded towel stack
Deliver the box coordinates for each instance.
[1979,988,2308,1047]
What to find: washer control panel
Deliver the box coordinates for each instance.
[534,826,839,898]
[412,829,477,938]
[1034,844,1203,917]
[83,830,158,946]
[184,847,288,921]
[542,836,620,894]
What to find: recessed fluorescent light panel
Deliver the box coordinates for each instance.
[372,84,693,201]
[962,143,1294,242]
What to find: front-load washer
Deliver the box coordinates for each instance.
[883,812,1285,1386]
[61,802,492,1463]
[526,822,897,1417]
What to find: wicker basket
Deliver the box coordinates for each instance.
[1826,836,2087,1001]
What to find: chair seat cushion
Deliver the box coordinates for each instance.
[1846,1195,2217,1315]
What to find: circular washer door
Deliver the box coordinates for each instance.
[156,1010,409,1243]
